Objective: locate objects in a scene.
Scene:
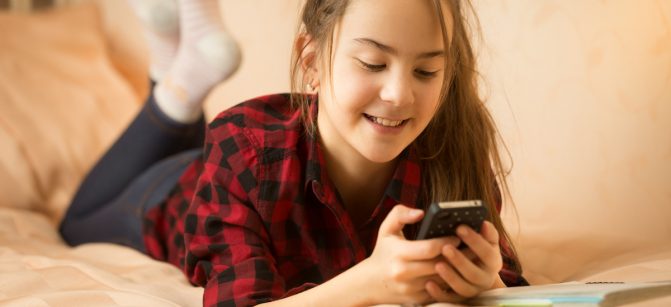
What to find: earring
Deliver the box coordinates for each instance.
[306,81,317,92]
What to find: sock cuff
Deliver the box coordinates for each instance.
[145,83,206,137]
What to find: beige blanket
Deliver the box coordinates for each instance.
[0,207,202,306]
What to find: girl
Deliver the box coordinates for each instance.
[60,0,528,306]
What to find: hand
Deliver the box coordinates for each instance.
[361,205,461,305]
[425,221,505,303]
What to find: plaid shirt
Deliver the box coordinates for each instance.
[143,94,527,307]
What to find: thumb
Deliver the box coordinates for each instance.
[481,220,500,245]
[379,205,424,237]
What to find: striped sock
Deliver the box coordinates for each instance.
[127,0,180,81]
[155,0,241,123]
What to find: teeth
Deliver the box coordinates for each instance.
[370,115,404,127]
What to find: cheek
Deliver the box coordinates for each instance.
[416,83,443,120]
[330,60,378,111]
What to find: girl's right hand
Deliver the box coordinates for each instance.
[360,204,461,305]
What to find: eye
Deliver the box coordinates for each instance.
[356,59,386,72]
[415,69,439,79]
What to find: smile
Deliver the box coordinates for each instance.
[363,114,408,128]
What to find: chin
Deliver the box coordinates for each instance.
[359,146,405,164]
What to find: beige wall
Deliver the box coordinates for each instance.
[96,0,671,283]
[472,0,671,283]
[206,0,303,112]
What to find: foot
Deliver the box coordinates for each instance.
[155,0,242,123]
[127,0,180,81]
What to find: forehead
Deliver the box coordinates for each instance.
[337,0,453,52]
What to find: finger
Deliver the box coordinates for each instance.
[379,205,424,237]
[456,224,503,273]
[479,221,500,244]
[442,245,492,290]
[389,260,440,281]
[426,275,450,290]
[461,248,480,263]
[425,280,466,304]
[396,236,461,260]
[435,260,480,298]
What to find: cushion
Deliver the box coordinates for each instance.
[0,3,144,225]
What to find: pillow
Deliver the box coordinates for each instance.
[0,3,144,225]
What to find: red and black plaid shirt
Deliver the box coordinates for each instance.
[143,93,527,306]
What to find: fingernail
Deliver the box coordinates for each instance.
[444,245,455,257]
[409,209,423,217]
[457,226,469,237]
[436,262,447,272]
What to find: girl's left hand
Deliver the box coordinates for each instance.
[425,220,506,302]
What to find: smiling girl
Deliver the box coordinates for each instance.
[60,0,527,306]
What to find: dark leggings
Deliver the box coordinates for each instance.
[59,86,205,253]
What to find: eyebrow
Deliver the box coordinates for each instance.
[354,38,444,59]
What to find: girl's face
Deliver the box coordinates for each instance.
[316,0,450,164]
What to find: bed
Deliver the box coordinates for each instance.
[0,1,669,306]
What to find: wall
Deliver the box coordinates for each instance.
[206,0,302,113]
[473,0,671,283]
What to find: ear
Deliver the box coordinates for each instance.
[295,33,321,89]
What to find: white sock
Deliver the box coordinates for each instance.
[127,0,180,81]
[155,0,242,123]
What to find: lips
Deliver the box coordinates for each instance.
[363,113,408,128]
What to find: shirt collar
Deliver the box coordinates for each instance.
[382,147,421,207]
[304,99,326,193]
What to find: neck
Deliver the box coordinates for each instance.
[323,144,397,205]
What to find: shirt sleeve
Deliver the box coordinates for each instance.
[182,117,311,306]
[499,239,529,286]
[492,179,529,287]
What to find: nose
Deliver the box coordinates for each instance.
[379,69,415,107]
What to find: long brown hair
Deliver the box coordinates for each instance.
[290,0,522,274]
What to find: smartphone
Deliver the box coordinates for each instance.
[414,200,489,243]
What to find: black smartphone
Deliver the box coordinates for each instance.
[414,200,489,242]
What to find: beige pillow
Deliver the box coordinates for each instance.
[0,4,144,225]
